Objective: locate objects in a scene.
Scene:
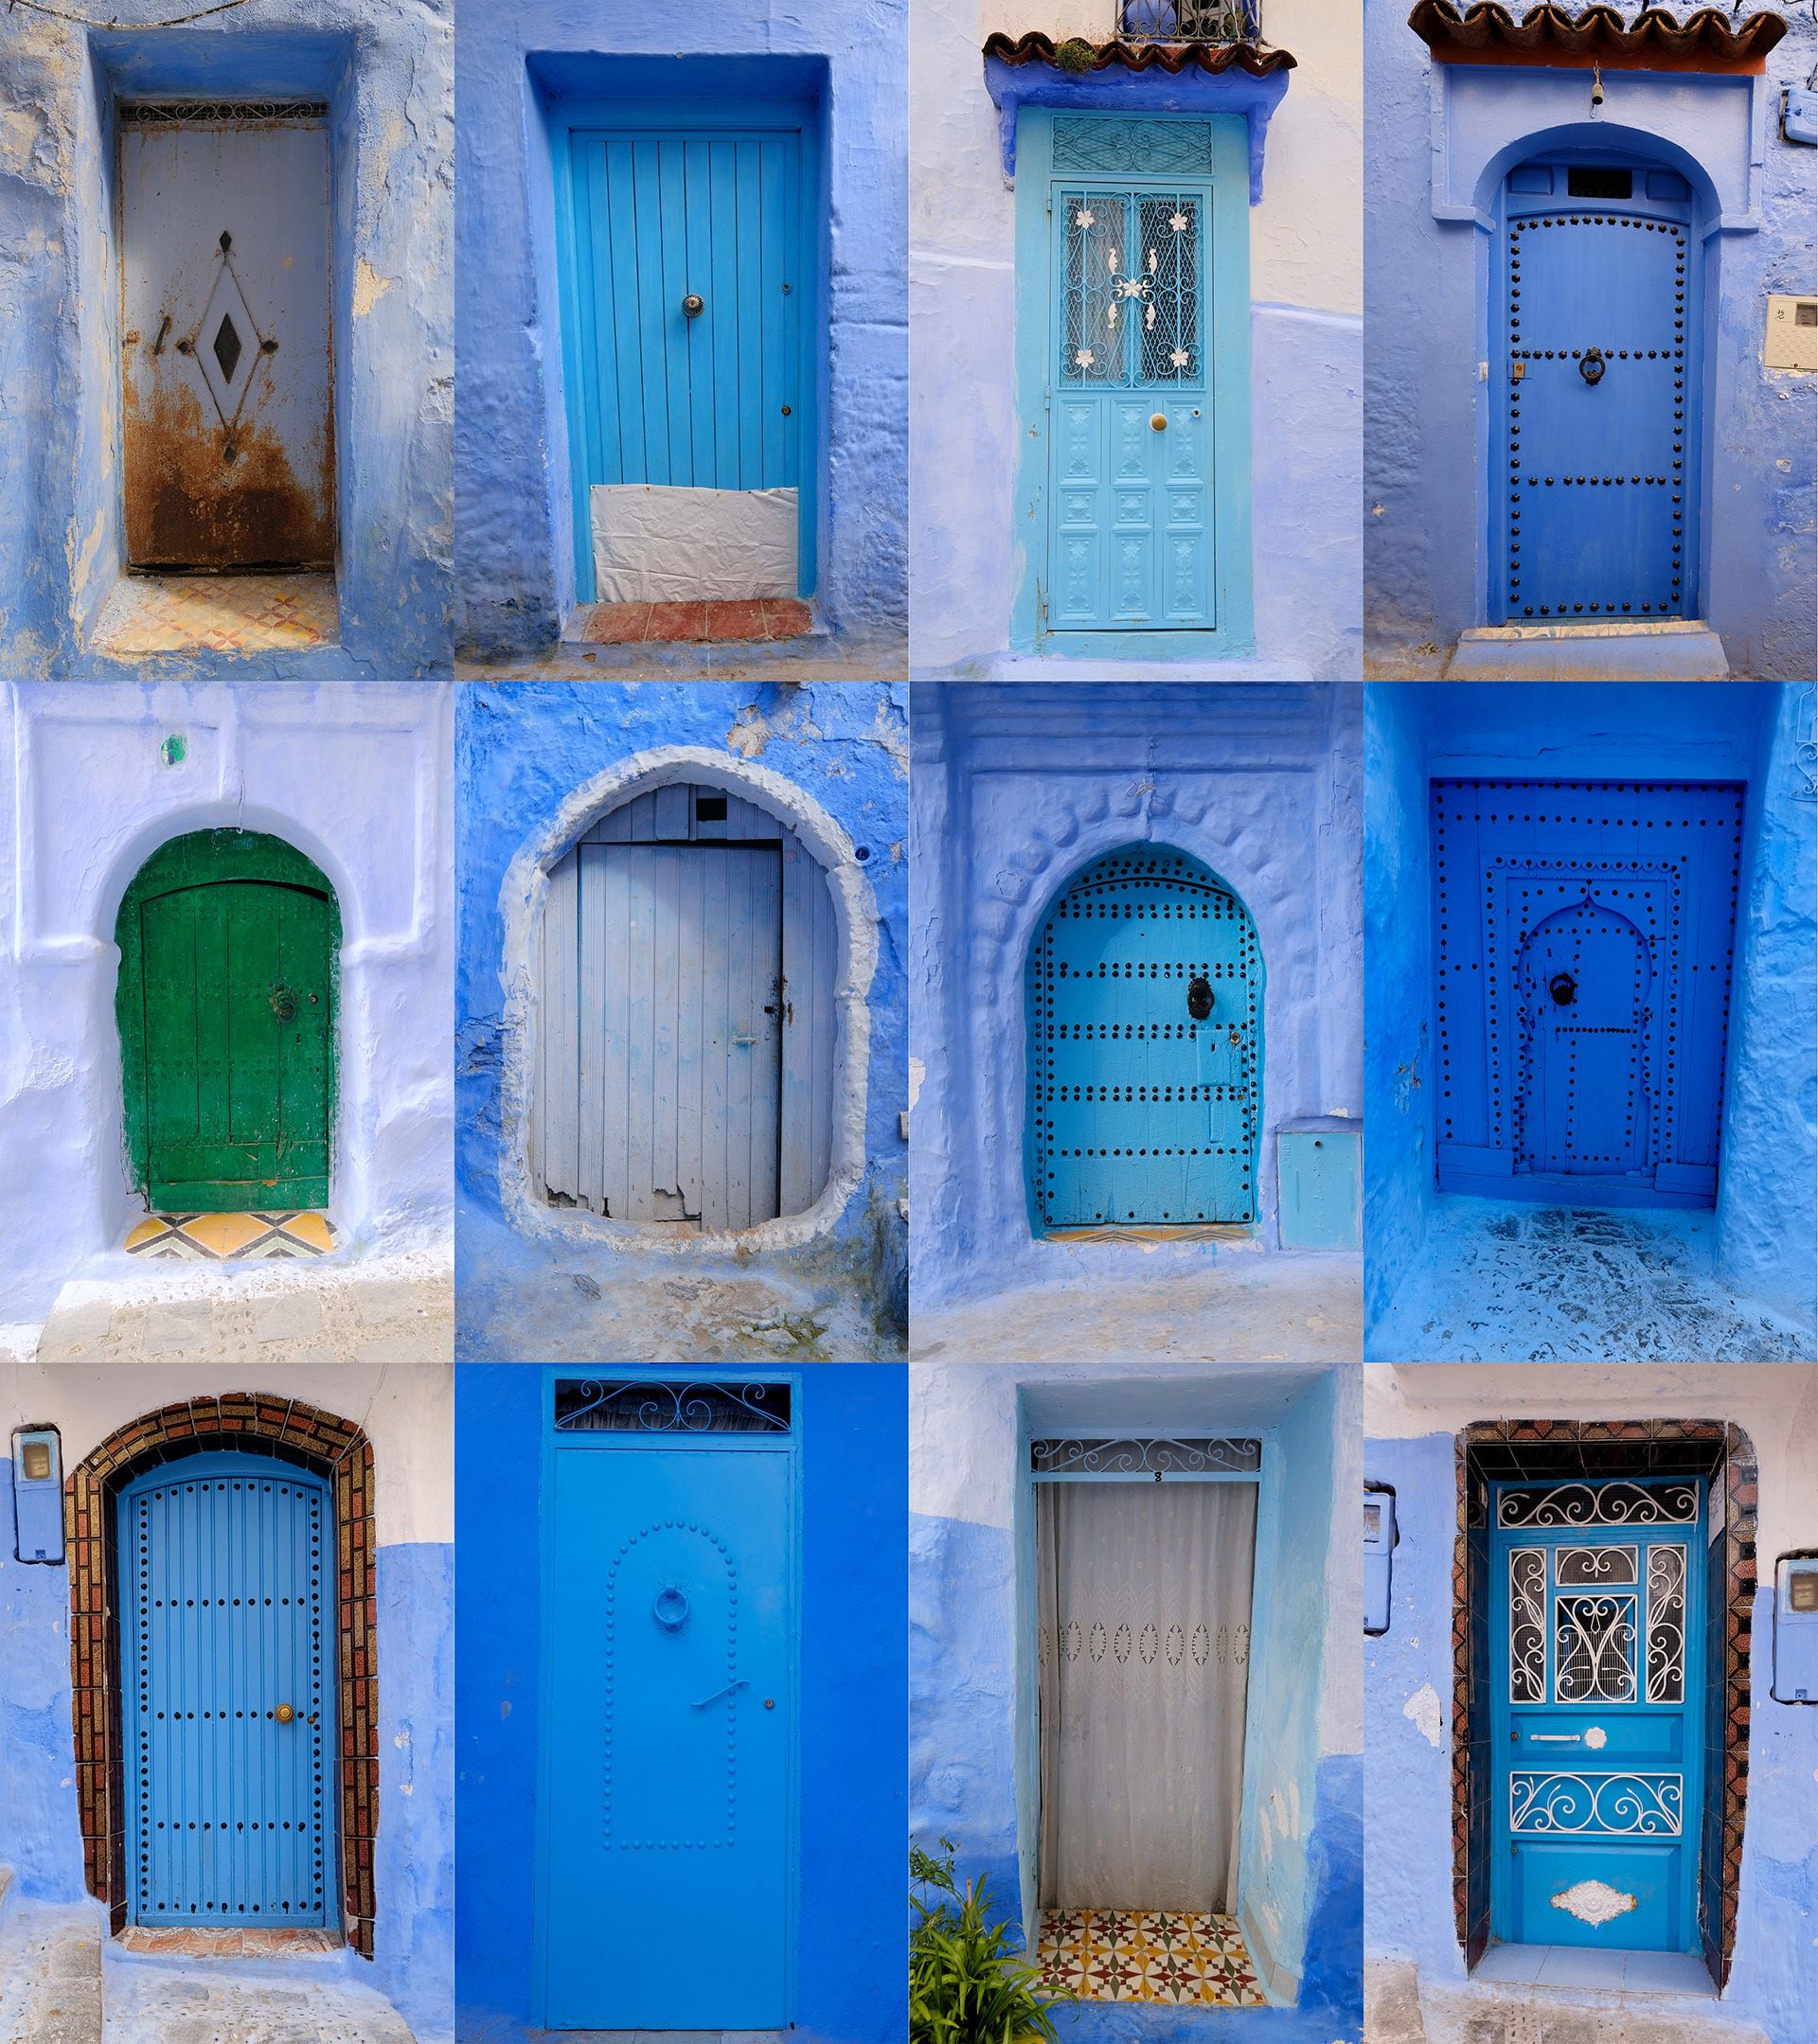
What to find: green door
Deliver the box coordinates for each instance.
[116,832,338,1212]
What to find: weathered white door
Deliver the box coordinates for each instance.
[120,108,335,569]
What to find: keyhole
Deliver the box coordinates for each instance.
[1549,970,1577,1007]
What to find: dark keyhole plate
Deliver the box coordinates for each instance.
[1548,970,1577,1006]
[1186,975,1214,1021]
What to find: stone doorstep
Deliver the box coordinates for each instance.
[570,597,815,646]
[1417,1981,1771,2044]
[114,1927,342,1959]
[1445,620,1728,681]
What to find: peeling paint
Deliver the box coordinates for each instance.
[352,254,394,318]
[1402,1682,1445,1750]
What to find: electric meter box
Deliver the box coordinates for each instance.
[11,1426,64,1565]
[1764,295,1818,372]
[1772,1555,1818,1702]
[1364,1483,1397,1637]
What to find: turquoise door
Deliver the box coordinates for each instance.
[1028,847,1261,1229]
[542,1391,795,2027]
[120,1450,334,1928]
[1491,1477,1704,1952]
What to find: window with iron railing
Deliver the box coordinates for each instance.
[1118,0,1258,39]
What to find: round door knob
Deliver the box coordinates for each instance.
[275,1704,295,1725]
[1549,970,1577,1006]
[653,1586,690,1629]
[682,293,704,318]
[1579,349,1607,385]
[1150,412,1168,431]
[764,1697,775,1710]
[1186,975,1214,1021]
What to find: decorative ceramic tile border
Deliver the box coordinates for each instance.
[63,1395,379,1960]
[1035,1909,1267,2006]
[1448,1418,1754,1989]
[124,1212,338,1259]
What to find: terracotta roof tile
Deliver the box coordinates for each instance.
[1408,4,1787,71]
[983,30,1296,76]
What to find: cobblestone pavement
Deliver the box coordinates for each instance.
[0,1896,105,2044]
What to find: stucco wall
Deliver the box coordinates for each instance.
[1364,5,1817,674]
[1364,1364,1818,2044]
[0,0,454,682]
[910,1359,1361,2037]
[454,3,908,662]
[910,683,1362,1307]
[0,680,454,1332]
[910,0,1362,676]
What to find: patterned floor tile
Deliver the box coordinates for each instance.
[90,572,338,655]
[1036,1909,1270,2006]
[125,1213,339,1260]
[571,595,813,646]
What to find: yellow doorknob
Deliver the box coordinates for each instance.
[1150,413,1167,431]
[275,1704,295,1725]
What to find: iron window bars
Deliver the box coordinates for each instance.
[1031,1436,1262,1477]
[1118,0,1258,40]
[554,1378,793,1434]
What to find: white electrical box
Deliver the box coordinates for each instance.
[1765,295,1818,372]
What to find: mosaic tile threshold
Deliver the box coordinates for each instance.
[571,596,814,646]
[1037,1909,1267,2006]
[91,571,338,654]
[116,1927,341,1957]
[125,1212,338,1259]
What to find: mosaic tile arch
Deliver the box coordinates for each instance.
[1450,1418,1756,1986]
[62,1394,380,1957]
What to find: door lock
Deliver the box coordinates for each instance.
[269,986,298,1022]
[1548,970,1577,1006]
[1150,413,1168,432]
[1579,348,1607,385]
[682,293,705,318]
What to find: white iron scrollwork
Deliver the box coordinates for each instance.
[1498,1481,1698,1529]
[1647,1543,1688,1704]
[1511,1771,1683,1837]
[1509,1547,1546,1704]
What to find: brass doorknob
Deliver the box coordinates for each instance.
[275,1704,295,1725]
[1150,412,1167,431]
[683,293,704,318]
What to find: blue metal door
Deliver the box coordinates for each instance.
[559,112,806,602]
[1517,899,1652,1179]
[1497,157,1697,624]
[1048,163,1213,631]
[1491,1477,1704,1952]
[120,1450,333,1928]
[1028,847,1261,1228]
[543,1386,794,2028]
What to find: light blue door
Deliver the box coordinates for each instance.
[1048,168,1213,630]
[1028,846,1261,1228]
[543,1411,794,2027]
[1497,156,1697,623]
[1492,1477,1704,1952]
[120,1450,333,1927]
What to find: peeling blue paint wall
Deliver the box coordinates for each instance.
[454,1362,907,2043]
[910,684,1362,1308]
[454,1,908,662]
[1364,2,1817,675]
[454,681,909,1360]
[0,3,453,682]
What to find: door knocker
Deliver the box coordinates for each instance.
[1578,349,1607,386]
[1186,975,1214,1021]
[653,1585,690,1630]
[1548,970,1577,1006]
[269,986,297,1022]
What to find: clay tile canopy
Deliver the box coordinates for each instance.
[1408,3,1787,72]
[981,30,1297,75]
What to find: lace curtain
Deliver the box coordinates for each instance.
[1037,1479,1257,1911]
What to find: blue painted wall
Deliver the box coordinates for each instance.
[454,1362,908,2043]
[1364,683,1817,1339]
[454,681,909,1360]
[0,9,453,682]
[1364,3,1817,676]
[454,6,907,663]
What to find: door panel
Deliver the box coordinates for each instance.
[123,1454,331,1926]
[1492,1481,1703,1952]
[1029,848,1260,1228]
[1518,900,1652,1177]
[544,1444,793,2028]
[121,116,335,569]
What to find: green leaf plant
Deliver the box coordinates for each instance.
[910,1836,1067,2044]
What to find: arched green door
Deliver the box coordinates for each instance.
[116,831,338,1212]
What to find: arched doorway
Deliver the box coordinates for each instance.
[534,779,838,1229]
[115,830,340,1213]
[1493,148,1701,626]
[1026,844,1263,1230]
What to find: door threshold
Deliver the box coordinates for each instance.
[565,596,816,648]
[1446,619,1727,680]
[1472,1943,1715,1997]
[89,570,339,657]
[1044,1221,1257,1245]
[115,1927,342,1959]
[124,1212,339,1259]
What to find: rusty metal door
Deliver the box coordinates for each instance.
[120,105,335,570]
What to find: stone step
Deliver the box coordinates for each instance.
[100,1956,418,2044]
[0,1899,107,2044]
[1416,1980,1772,2044]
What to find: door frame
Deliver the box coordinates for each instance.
[1011,105,1255,658]
[547,95,824,608]
[113,828,342,1213]
[117,1447,340,1930]
[533,1368,803,2031]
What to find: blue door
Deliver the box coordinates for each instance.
[1497,156,1697,624]
[120,1451,333,1928]
[1048,160,1214,631]
[557,108,808,602]
[1491,1476,1704,1952]
[542,1385,795,2028]
[1028,847,1261,1229]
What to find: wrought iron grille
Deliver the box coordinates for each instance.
[1060,190,1203,387]
[554,1378,793,1434]
[1118,0,1258,41]
[119,101,330,123]
[1030,1435,1261,1476]
[1497,1480,1699,1529]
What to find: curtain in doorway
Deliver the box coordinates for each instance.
[1036,1480,1257,1911]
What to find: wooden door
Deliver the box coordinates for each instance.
[120,107,335,569]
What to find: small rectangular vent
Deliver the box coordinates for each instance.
[695,793,729,822]
[554,1378,792,1434]
[1031,1435,1261,1476]
[1566,167,1633,200]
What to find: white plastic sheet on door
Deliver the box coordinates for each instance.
[590,484,799,601]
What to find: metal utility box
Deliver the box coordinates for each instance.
[1364,1484,1396,1637]
[1765,295,1818,373]
[11,1426,64,1564]
[1772,1555,1818,1702]
[1277,1116,1361,1250]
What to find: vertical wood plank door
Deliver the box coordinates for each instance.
[1490,1476,1704,1953]
[120,110,335,570]
[544,1435,793,2028]
[1498,157,1696,624]
[116,832,339,1214]
[538,786,838,1229]
[121,1451,334,1928]
[1028,847,1261,1230]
